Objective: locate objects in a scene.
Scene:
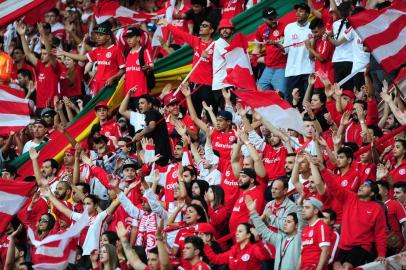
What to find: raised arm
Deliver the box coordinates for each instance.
[16,22,37,66]
[181,83,209,133]
[37,23,56,67]
[42,187,73,218]
[231,141,242,179]
[117,221,146,270]
[202,101,217,127]
[119,88,136,119]
[29,147,42,187]
[238,130,266,178]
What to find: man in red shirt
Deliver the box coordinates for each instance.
[229,168,265,234]
[124,27,153,98]
[17,22,60,110]
[158,17,216,117]
[183,236,211,270]
[58,22,125,95]
[305,18,334,89]
[394,182,406,208]
[256,6,287,95]
[300,197,330,270]
[10,47,35,81]
[334,147,360,192]
[377,180,406,255]
[320,168,387,268]
[94,101,121,144]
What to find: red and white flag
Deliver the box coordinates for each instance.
[0,0,57,28]
[28,209,90,270]
[235,90,305,133]
[94,0,155,25]
[0,179,36,233]
[348,2,406,73]
[222,33,257,90]
[0,85,31,135]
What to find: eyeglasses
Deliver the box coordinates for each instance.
[40,218,49,223]
[200,23,210,28]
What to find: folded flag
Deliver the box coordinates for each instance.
[94,0,155,25]
[235,90,304,134]
[0,178,36,233]
[348,2,406,73]
[222,32,257,90]
[0,84,30,135]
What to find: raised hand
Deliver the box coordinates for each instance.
[202,101,213,112]
[180,83,191,97]
[340,111,351,126]
[161,83,172,98]
[244,195,257,213]
[221,88,231,101]
[16,22,27,36]
[174,120,187,136]
[29,147,39,160]
[81,152,93,166]
[308,73,316,85]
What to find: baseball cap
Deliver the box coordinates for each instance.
[122,158,140,170]
[294,3,311,13]
[304,197,323,210]
[64,147,75,155]
[195,223,215,235]
[34,118,47,127]
[217,110,233,121]
[263,7,278,19]
[124,27,142,38]
[218,18,234,30]
[164,96,179,106]
[94,22,112,35]
[342,90,355,99]
[41,107,56,118]
[95,101,109,110]
[240,168,256,179]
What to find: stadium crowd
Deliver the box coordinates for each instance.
[0,0,405,270]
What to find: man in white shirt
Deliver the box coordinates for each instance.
[22,119,49,153]
[283,3,314,103]
[212,18,234,110]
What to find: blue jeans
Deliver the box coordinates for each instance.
[258,67,287,98]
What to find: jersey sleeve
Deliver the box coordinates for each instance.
[395,201,406,224]
[317,222,331,248]
[115,47,126,69]
[86,48,98,63]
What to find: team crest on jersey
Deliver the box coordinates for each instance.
[273,30,279,36]
[239,197,244,203]
[241,254,250,261]
[172,170,178,178]
[292,34,298,40]
[400,169,406,175]
[341,180,348,187]
[106,52,112,58]
[365,168,370,174]
[308,230,313,237]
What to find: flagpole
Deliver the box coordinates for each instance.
[173,41,215,95]
[337,64,367,87]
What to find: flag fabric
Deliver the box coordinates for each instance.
[0,0,57,28]
[348,2,406,74]
[0,85,31,135]
[0,178,36,233]
[28,210,90,270]
[222,33,257,89]
[93,0,155,25]
[11,79,125,177]
[234,90,305,133]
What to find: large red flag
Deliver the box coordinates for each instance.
[348,2,406,73]
[222,33,257,90]
[0,179,36,233]
[94,0,155,25]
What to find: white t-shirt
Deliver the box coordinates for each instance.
[332,19,353,63]
[71,210,109,255]
[130,111,146,132]
[23,140,42,154]
[283,21,314,77]
[343,27,370,72]
[212,38,232,90]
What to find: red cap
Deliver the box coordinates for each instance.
[164,96,179,106]
[195,223,215,235]
[218,19,234,30]
[95,101,109,110]
[64,147,75,155]
[342,90,355,99]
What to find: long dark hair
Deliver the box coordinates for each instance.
[209,185,225,209]
[187,204,208,223]
[238,223,256,244]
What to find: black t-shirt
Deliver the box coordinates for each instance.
[144,108,172,163]
[185,6,222,35]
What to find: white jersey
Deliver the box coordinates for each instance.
[343,27,370,72]
[332,19,353,63]
[283,21,314,77]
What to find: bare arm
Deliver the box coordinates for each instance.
[117,222,146,270]
[316,246,330,270]
[238,130,266,178]
[16,23,37,66]
[43,188,73,218]
[181,83,208,133]
[29,148,42,187]
[231,142,242,179]
[119,88,135,119]
[202,101,217,127]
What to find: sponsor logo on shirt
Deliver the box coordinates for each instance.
[97,60,111,65]
[263,157,280,164]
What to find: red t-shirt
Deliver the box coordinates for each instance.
[217,160,239,208]
[162,4,191,45]
[357,162,376,183]
[314,38,334,89]
[220,0,245,19]
[167,24,213,86]
[100,120,122,141]
[59,64,84,97]
[301,219,331,268]
[256,23,287,69]
[335,163,360,192]
[174,225,196,269]
[86,45,125,94]
[385,199,406,248]
[389,160,406,183]
[211,128,237,160]
[162,163,179,204]
[12,62,35,81]
[125,47,152,96]
[35,61,60,108]
[229,186,265,234]
[191,261,212,270]
[262,144,288,181]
